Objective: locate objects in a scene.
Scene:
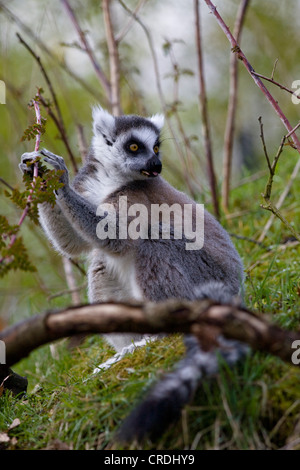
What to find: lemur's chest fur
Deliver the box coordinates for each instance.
[78,174,145,303]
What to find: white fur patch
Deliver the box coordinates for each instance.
[93,336,156,373]
[92,106,115,137]
[150,113,165,131]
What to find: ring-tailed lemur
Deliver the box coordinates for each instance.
[19,106,248,443]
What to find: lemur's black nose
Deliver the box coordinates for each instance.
[148,156,162,174]
[140,156,162,177]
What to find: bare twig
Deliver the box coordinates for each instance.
[286,121,300,139]
[0,178,14,192]
[271,58,278,80]
[0,2,102,101]
[115,0,146,43]
[16,33,78,173]
[0,299,299,367]
[202,0,300,153]
[47,283,86,301]
[202,0,300,241]
[103,0,122,116]
[258,116,272,173]
[62,258,81,306]
[16,33,64,129]
[258,130,300,243]
[38,94,78,173]
[258,119,300,242]
[118,0,198,197]
[76,124,88,162]
[258,157,300,242]
[222,0,250,211]
[251,71,300,100]
[60,0,111,99]
[194,0,219,218]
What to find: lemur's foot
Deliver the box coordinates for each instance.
[19,151,42,175]
[40,149,69,185]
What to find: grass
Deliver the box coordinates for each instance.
[1,154,300,450]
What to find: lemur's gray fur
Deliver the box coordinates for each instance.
[20,106,247,443]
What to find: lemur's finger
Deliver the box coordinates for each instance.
[19,162,29,173]
[19,151,43,174]
[43,156,59,167]
[41,148,63,160]
[43,156,66,171]
[21,151,42,163]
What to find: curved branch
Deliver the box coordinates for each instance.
[0,299,299,367]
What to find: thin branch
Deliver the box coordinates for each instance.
[76,124,88,162]
[202,0,300,153]
[0,98,41,266]
[0,299,299,367]
[271,58,278,80]
[47,283,86,301]
[39,94,78,173]
[103,0,122,116]
[194,0,219,218]
[286,121,300,139]
[62,258,81,306]
[60,0,111,99]
[252,71,300,100]
[0,2,102,101]
[118,0,198,197]
[115,0,146,43]
[16,33,64,129]
[258,121,300,242]
[0,178,14,192]
[202,0,300,241]
[258,116,272,173]
[222,0,250,211]
[16,33,78,173]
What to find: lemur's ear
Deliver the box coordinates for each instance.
[92,106,115,140]
[149,114,164,131]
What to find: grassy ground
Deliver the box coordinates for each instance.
[0,155,300,450]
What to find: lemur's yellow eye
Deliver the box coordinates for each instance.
[129,143,139,152]
[153,145,159,154]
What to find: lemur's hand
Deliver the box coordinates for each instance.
[40,149,69,186]
[19,151,43,177]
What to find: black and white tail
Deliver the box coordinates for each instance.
[116,282,249,443]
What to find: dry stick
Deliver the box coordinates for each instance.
[60,0,111,100]
[222,0,250,212]
[194,0,219,219]
[115,0,146,43]
[16,34,64,130]
[38,95,78,173]
[0,299,299,367]
[0,2,102,101]
[16,33,78,173]
[252,71,300,101]
[202,0,300,239]
[103,0,122,116]
[0,178,14,192]
[258,121,300,242]
[167,44,200,180]
[76,124,88,162]
[62,258,81,306]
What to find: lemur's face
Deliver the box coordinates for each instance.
[92,107,164,182]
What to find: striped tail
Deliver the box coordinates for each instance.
[116,282,248,443]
